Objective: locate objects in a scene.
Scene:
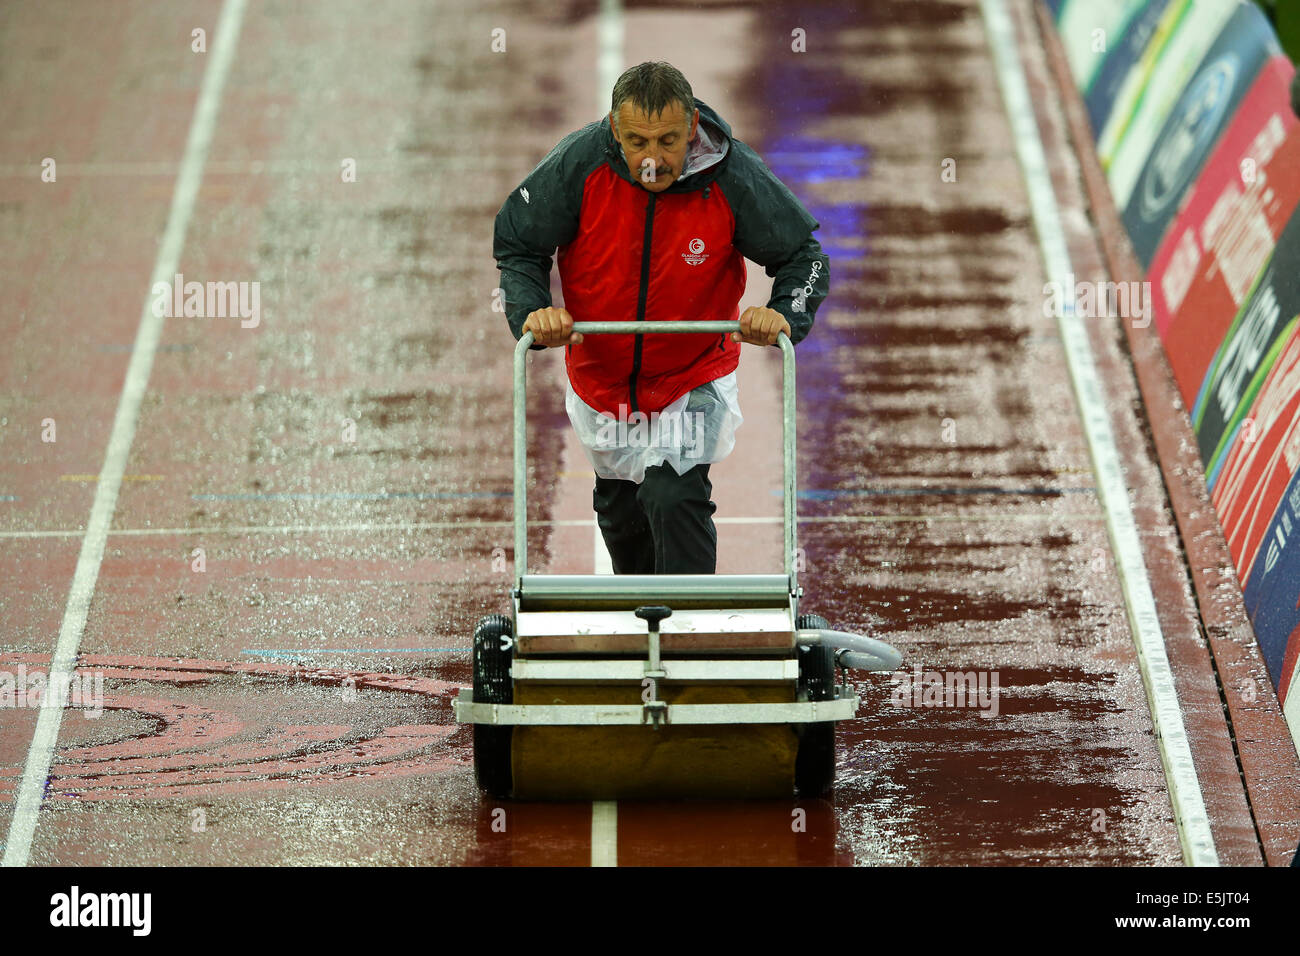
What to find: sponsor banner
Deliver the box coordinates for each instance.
[1210,316,1300,584]
[1147,56,1300,404]
[1057,0,1151,94]
[1083,0,1173,138]
[1122,4,1281,268]
[1099,0,1237,212]
[1240,464,1300,700]
[1194,210,1300,473]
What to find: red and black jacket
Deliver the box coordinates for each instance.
[493,99,829,416]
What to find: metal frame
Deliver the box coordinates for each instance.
[516,573,792,609]
[454,688,859,726]
[454,320,862,737]
[509,659,800,682]
[514,322,797,589]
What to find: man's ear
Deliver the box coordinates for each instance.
[608,112,618,138]
[690,108,699,138]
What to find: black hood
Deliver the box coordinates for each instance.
[601,98,733,193]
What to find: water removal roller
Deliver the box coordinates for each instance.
[454,321,905,800]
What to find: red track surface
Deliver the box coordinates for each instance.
[2,0,1297,866]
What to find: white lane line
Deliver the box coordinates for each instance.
[0,0,248,869]
[582,0,623,868]
[591,800,618,866]
[980,0,1217,866]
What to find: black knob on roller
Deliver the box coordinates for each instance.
[635,605,673,631]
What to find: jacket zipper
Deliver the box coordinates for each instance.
[628,191,657,414]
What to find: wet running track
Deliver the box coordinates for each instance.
[1,0,1297,867]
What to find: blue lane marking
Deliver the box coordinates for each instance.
[784,486,1096,500]
[194,492,510,501]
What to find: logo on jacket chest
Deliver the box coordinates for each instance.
[681,238,709,266]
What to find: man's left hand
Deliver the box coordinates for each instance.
[732,306,791,346]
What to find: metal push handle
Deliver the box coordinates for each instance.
[512,321,797,588]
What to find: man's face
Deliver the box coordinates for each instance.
[610,101,699,193]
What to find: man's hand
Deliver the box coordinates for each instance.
[522,307,582,347]
[732,306,791,346]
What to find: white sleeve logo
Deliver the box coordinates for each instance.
[792,259,824,312]
[520,187,530,204]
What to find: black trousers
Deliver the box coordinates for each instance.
[593,463,717,574]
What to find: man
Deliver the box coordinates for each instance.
[493,61,829,574]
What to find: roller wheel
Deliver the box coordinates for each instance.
[795,613,836,798]
[472,614,514,798]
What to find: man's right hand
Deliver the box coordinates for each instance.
[522,307,582,347]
